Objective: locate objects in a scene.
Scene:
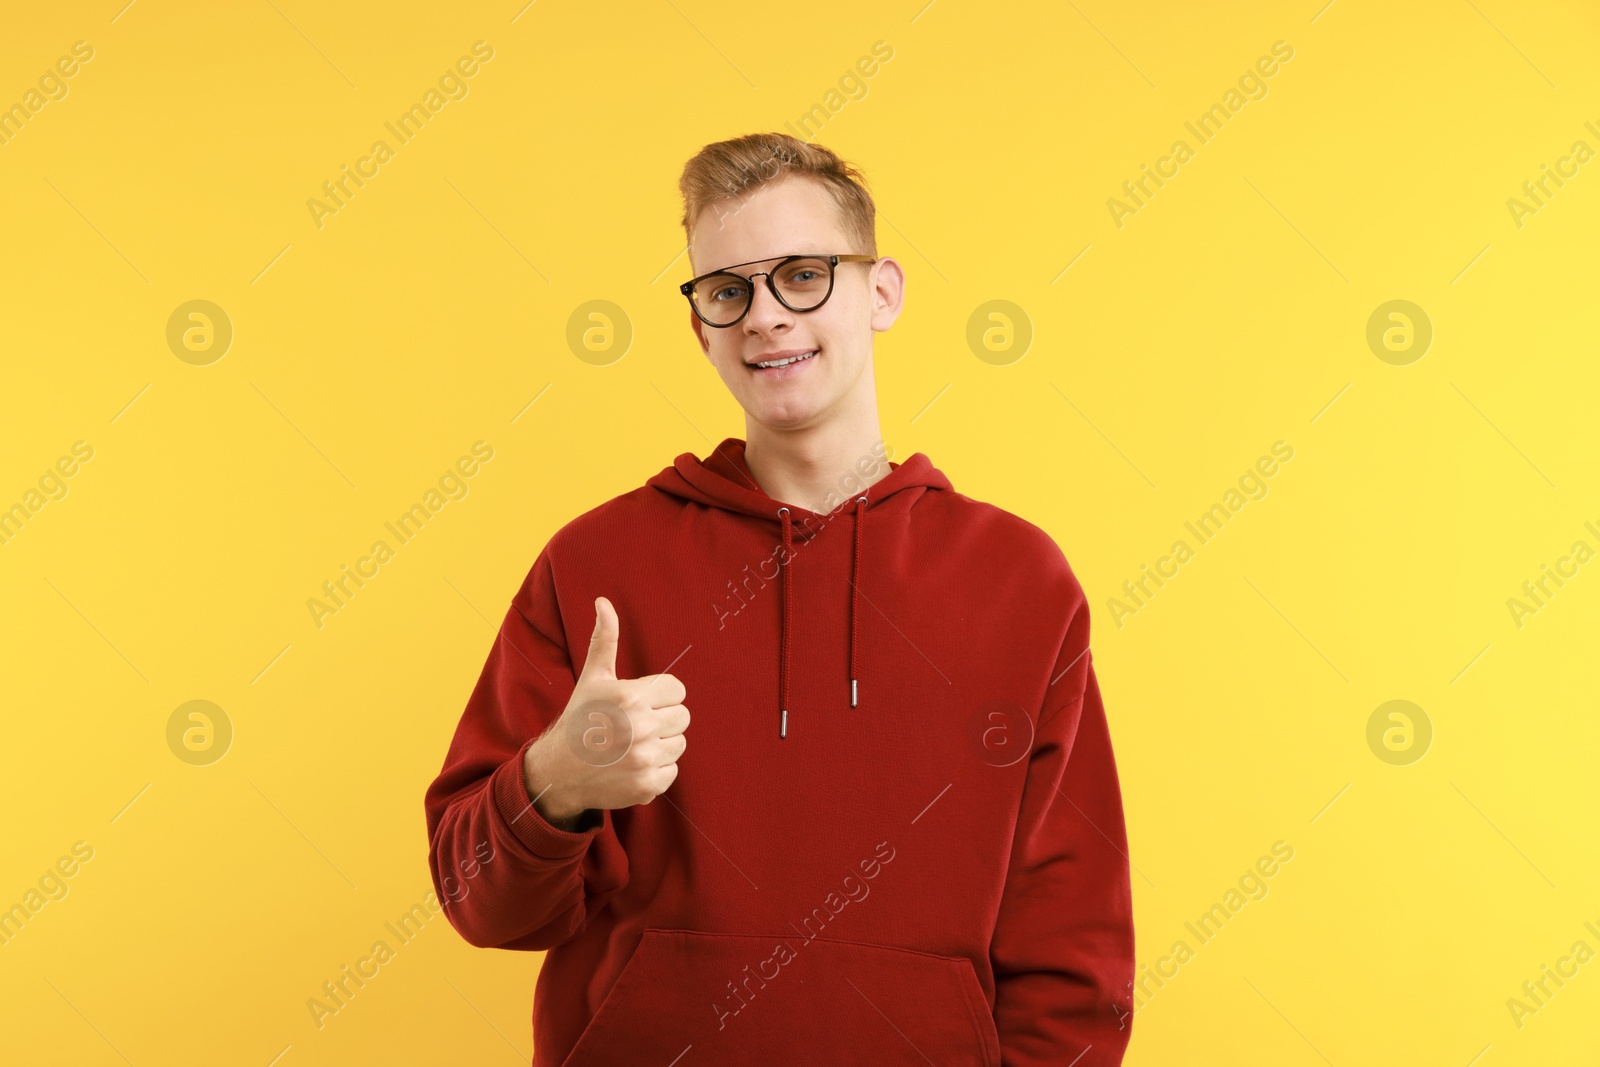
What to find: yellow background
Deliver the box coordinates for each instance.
[2,0,1597,1063]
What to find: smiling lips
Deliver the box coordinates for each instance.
[750,349,818,371]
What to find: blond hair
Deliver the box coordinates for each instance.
[678,132,877,259]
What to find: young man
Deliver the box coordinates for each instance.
[424,133,1136,1066]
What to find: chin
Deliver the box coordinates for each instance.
[748,396,826,431]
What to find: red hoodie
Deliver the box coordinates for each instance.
[424,437,1135,1066]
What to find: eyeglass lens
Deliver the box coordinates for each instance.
[691,257,833,324]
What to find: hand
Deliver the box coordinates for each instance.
[522,596,689,825]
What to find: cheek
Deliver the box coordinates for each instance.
[829,289,872,331]
[714,350,751,384]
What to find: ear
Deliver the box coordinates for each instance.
[868,256,906,334]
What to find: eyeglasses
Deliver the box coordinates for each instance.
[680,253,877,328]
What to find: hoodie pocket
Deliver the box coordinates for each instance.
[560,928,999,1067]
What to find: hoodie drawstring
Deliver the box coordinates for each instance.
[776,496,869,739]
[778,507,793,739]
[850,494,866,709]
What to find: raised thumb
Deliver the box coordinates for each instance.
[581,596,620,682]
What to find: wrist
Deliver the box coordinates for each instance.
[523,737,585,825]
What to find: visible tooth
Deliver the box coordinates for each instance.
[756,351,814,368]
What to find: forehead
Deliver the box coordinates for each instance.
[689,174,848,275]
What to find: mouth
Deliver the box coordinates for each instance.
[747,349,818,376]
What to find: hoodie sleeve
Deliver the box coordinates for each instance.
[423,540,630,951]
[990,562,1136,1065]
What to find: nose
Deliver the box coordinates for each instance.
[742,273,792,332]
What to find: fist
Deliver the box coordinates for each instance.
[523,596,690,824]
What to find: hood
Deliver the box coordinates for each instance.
[646,436,953,739]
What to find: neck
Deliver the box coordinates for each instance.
[742,391,889,515]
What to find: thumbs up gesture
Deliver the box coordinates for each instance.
[522,597,690,827]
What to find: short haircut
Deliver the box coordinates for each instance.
[678,132,877,260]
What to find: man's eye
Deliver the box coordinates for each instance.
[712,287,743,301]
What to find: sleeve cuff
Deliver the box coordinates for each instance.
[491,737,607,860]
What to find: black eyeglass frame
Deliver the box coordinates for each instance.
[679,253,878,328]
